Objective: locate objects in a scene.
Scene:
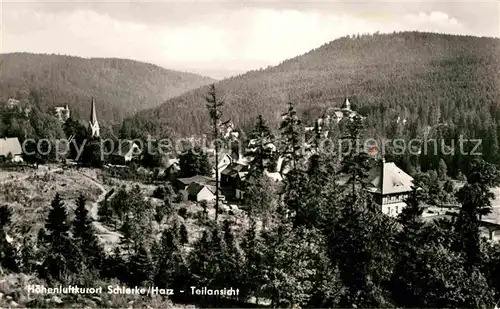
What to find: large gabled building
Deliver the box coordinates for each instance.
[318,98,364,127]
[365,159,414,217]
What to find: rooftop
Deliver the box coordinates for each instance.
[365,161,414,195]
[221,162,249,177]
[178,175,216,186]
[0,137,22,157]
[187,182,216,196]
[111,140,141,157]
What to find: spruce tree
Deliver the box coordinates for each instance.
[390,223,493,308]
[0,236,18,272]
[179,147,212,177]
[128,245,153,286]
[119,216,134,255]
[208,226,225,289]
[243,173,277,230]
[80,139,103,167]
[42,193,75,281]
[20,236,37,273]
[46,193,69,236]
[279,102,304,172]
[327,193,396,308]
[0,205,18,272]
[438,158,448,180]
[340,115,371,199]
[0,205,12,228]
[221,220,242,291]
[179,223,189,245]
[206,84,224,221]
[455,159,500,269]
[241,218,263,300]
[73,195,103,273]
[98,196,113,226]
[188,230,212,287]
[398,184,425,228]
[260,220,317,307]
[247,115,275,175]
[282,169,312,228]
[154,228,187,291]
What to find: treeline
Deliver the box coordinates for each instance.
[0,102,115,165]
[127,32,500,167]
[0,53,215,123]
[3,103,500,308]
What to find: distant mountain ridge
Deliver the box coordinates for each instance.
[0,53,216,124]
[126,31,500,138]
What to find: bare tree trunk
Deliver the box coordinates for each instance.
[215,122,220,222]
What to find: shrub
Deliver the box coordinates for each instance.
[175,190,188,203]
[152,186,166,199]
[178,207,188,219]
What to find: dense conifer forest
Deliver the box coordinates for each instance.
[122,31,500,176]
[3,31,500,308]
[0,53,215,124]
[3,105,500,308]
[127,31,500,139]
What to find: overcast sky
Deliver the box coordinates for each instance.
[1,0,499,79]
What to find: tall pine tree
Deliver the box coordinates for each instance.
[246,115,276,175]
[206,84,224,221]
[41,193,77,282]
[72,195,104,274]
[279,102,304,172]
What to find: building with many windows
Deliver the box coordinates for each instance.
[365,159,414,217]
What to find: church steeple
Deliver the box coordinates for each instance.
[88,97,100,138]
[343,97,351,110]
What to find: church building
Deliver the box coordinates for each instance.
[88,97,100,138]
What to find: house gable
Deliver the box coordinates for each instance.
[0,137,22,157]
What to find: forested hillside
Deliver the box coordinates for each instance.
[0,53,215,123]
[128,31,500,139]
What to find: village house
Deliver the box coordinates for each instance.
[365,159,414,217]
[0,137,23,163]
[163,158,180,182]
[219,119,240,139]
[6,98,20,109]
[214,153,235,179]
[221,162,249,200]
[54,105,71,122]
[176,175,216,191]
[317,98,364,128]
[186,182,217,202]
[109,140,141,165]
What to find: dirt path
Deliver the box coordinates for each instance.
[77,171,122,248]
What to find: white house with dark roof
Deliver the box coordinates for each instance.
[0,137,23,162]
[109,140,141,164]
[186,182,217,202]
[176,175,216,191]
[214,153,234,179]
[365,159,414,217]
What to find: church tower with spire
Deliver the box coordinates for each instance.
[88,97,100,138]
[342,97,351,110]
